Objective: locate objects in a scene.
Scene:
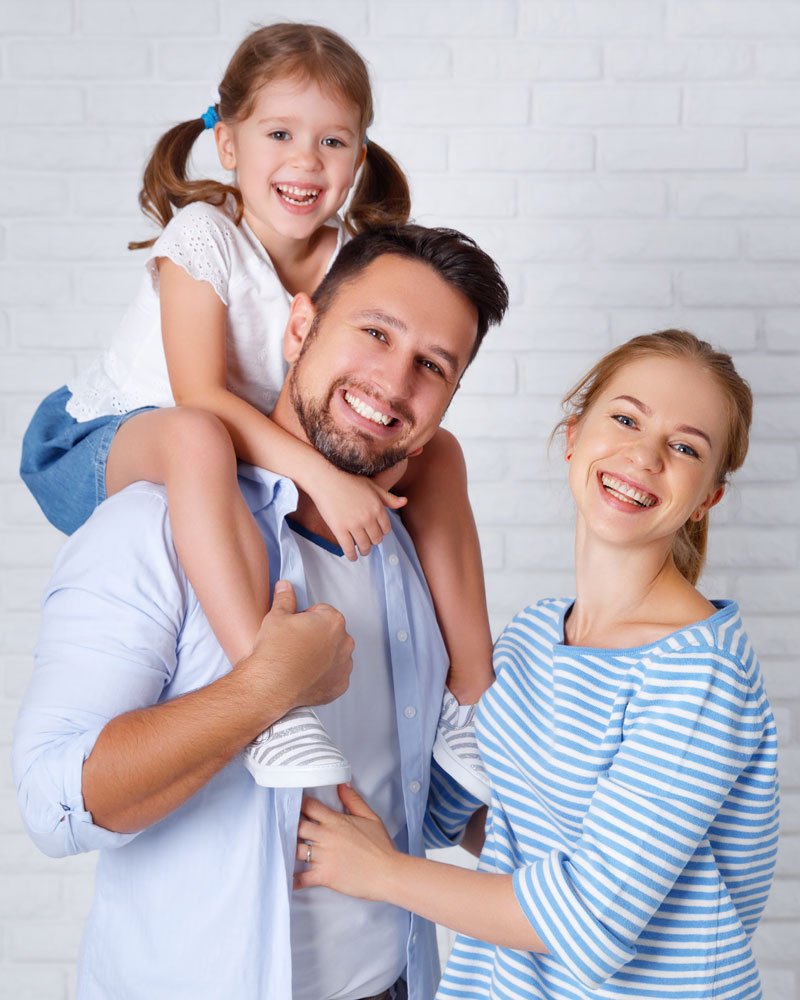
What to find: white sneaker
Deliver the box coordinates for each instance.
[432,688,491,805]
[241,706,351,788]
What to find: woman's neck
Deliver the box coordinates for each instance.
[565,519,716,649]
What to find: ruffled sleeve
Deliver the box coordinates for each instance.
[146,201,236,305]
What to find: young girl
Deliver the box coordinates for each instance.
[20,23,494,796]
[295,331,780,1000]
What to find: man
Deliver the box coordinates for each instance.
[13,225,508,1000]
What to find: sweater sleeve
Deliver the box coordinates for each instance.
[12,485,187,858]
[512,644,766,990]
[146,201,235,305]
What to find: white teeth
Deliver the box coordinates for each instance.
[276,184,320,205]
[344,391,393,426]
[601,473,657,507]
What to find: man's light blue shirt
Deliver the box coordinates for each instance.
[12,465,465,1000]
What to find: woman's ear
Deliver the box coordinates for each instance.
[284,294,317,363]
[214,121,237,172]
[565,418,578,462]
[693,484,726,521]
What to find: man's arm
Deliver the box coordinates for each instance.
[82,581,353,833]
[13,486,353,853]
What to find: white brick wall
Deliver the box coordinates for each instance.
[1,1,798,996]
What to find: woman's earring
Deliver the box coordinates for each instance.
[692,510,704,522]
[566,452,572,461]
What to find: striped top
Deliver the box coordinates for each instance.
[437,599,779,1000]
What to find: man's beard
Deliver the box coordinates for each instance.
[289,368,410,477]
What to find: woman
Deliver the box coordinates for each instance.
[294,331,779,1000]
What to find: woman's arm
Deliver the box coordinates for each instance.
[295,785,546,953]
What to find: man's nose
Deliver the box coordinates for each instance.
[373,355,415,404]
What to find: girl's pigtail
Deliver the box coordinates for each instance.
[344,140,411,236]
[128,116,242,250]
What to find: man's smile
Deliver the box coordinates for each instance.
[343,391,397,427]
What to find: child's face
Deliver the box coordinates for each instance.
[215,75,366,248]
[565,356,729,552]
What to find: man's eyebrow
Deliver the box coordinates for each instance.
[355,310,461,376]
[611,394,713,447]
[355,309,407,332]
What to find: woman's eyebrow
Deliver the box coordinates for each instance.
[611,394,713,447]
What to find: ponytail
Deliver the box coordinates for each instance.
[672,517,708,587]
[344,140,410,236]
[128,115,242,251]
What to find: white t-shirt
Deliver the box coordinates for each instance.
[66,200,345,421]
[288,524,408,1000]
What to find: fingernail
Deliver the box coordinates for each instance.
[275,580,289,592]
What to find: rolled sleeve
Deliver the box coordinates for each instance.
[12,485,186,858]
[514,850,636,989]
[423,758,484,850]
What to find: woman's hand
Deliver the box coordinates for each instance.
[310,463,408,561]
[294,784,399,899]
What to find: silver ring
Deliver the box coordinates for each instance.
[306,843,312,864]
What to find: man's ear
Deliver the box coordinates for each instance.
[214,121,237,172]
[284,293,317,363]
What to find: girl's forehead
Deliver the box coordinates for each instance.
[248,74,361,118]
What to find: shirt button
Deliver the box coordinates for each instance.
[397,630,408,642]
[388,554,399,566]
[404,706,416,719]
[409,780,421,794]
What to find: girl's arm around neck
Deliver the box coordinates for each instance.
[158,257,405,558]
[295,785,547,953]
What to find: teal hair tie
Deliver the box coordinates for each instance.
[201,105,219,130]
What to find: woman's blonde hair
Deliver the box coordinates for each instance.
[129,23,410,249]
[555,330,753,584]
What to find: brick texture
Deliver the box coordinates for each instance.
[1,2,798,996]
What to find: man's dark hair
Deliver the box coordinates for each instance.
[311,224,509,365]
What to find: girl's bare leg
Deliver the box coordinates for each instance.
[106,407,267,665]
[399,428,494,704]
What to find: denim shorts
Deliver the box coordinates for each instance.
[20,385,156,535]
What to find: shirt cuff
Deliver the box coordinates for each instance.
[17,728,138,858]
[513,849,636,990]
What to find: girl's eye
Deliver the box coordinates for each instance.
[673,442,699,458]
[322,137,345,148]
[612,413,636,428]
[268,130,290,141]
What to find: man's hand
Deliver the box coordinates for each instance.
[236,581,354,722]
[83,581,354,834]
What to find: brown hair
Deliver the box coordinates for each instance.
[555,329,753,585]
[311,224,509,367]
[129,23,410,250]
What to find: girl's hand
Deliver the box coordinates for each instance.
[311,463,408,561]
[294,784,399,899]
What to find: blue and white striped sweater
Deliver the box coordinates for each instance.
[435,599,779,1000]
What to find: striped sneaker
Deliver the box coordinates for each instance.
[241,706,351,788]
[432,688,491,805]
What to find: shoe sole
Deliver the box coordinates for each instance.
[241,756,352,788]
